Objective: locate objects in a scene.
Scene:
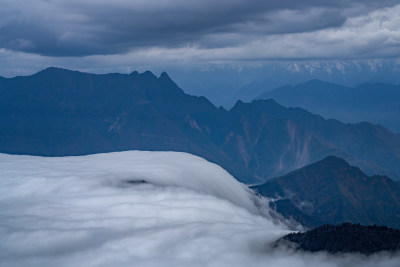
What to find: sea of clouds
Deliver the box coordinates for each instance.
[0,151,399,267]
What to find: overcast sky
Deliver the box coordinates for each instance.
[1,0,400,76]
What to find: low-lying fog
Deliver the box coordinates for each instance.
[0,151,398,267]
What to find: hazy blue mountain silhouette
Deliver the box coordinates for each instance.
[253,156,400,229]
[1,68,400,183]
[167,60,400,108]
[256,79,400,133]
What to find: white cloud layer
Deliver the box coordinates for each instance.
[0,151,399,266]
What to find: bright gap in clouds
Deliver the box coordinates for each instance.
[0,151,399,267]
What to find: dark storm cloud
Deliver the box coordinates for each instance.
[0,0,399,57]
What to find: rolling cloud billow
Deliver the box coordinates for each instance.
[0,151,399,266]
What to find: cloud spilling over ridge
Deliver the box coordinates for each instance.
[0,151,399,267]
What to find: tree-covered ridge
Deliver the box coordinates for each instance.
[279,223,400,255]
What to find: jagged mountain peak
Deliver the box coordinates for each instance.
[140,70,158,79]
[159,71,177,86]
[130,70,139,76]
[230,98,282,112]
[159,71,170,79]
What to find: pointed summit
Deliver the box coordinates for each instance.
[140,71,157,80]
[130,71,139,76]
[159,71,176,85]
[159,71,170,80]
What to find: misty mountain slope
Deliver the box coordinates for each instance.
[1,68,400,183]
[252,156,400,229]
[222,99,400,180]
[256,79,400,133]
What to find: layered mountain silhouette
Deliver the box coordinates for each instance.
[253,156,400,229]
[256,79,400,133]
[169,60,400,108]
[1,67,400,183]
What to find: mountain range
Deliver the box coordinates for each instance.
[256,79,400,133]
[1,67,400,183]
[253,156,400,229]
[164,60,400,107]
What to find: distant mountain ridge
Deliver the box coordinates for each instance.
[1,67,400,183]
[256,79,400,133]
[252,156,400,229]
[164,60,400,107]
